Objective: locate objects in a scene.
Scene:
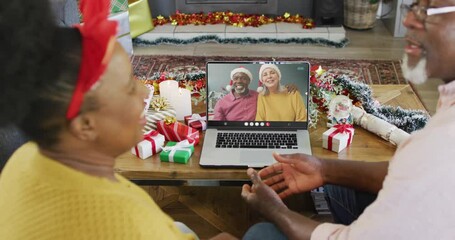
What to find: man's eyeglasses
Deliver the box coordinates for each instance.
[401,3,455,23]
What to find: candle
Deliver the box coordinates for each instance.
[173,88,192,120]
[159,80,178,103]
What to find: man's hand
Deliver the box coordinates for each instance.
[259,153,324,199]
[242,168,288,221]
[285,84,299,93]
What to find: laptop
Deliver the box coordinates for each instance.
[200,61,312,168]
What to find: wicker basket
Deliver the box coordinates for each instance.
[344,0,379,30]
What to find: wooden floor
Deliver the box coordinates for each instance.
[133,21,442,239]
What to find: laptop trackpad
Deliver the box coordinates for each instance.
[240,151,273,168]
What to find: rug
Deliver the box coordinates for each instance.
[131,55,405,85]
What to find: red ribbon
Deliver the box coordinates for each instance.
[328,124,354,151]
[134,131,160,157]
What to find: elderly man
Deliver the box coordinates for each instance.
[241,0,455,239]
[213,67,258,121]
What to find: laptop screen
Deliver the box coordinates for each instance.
[206,61,310,130]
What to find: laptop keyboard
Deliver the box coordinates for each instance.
[216,132,298,149]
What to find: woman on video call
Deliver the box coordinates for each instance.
[255,64,307,121]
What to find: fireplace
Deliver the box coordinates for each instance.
[176,0,278,15]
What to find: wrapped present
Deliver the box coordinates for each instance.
[184,113,208,131]
[109,11,133,56]
[110,0,128,14]
[128,0,154,38]
[144,96,177,132]
[157,116,200,145]
[160,140,195,164]
[131,131,165,159]
[322,124,355,153]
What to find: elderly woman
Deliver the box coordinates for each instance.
[0,1,235,239]
[255,64,307,121]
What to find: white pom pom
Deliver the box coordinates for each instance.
[226,85,232,92]
[257,86,263,92]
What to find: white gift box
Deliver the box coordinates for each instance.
[322,126,355,153]
[109,11,133,56]
[131,131,165,159]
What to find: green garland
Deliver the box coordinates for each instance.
[133,35,349,48]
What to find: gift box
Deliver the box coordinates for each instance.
[110,0,128,14]
[128,0,154,38]
[157,117,200,145]
[109,11,133,56]
[322,124,355,153]
[144,96,177,132]
[131,131,165,159]
[184,113,209,131]
[160,140,195,164]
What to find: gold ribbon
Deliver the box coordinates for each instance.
[164,116,176,125]
[150,96,168,111]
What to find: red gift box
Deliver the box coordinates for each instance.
[157,117,200,145]
[184,113,208,131]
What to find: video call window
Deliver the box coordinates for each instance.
[206,62,310,126]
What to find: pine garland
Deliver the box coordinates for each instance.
[133,35,349,48]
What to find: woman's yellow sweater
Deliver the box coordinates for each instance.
[0,142,195,240]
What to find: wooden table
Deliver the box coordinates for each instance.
[115,85,427,184]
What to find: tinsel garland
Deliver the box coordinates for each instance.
[154,11,315,29]
[133,36,349,48]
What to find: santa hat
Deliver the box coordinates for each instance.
[257,64,282,92]
[226,67,253,92]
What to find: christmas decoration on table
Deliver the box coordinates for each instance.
[159,140,195,164]
[322,124,355,153]
[156,116,200,145]
[159,80,192,120]
[144,96,177,132]
[143,84,154,113]
[131,130,165,159]
[327,95,354,127]
[184,113,209,131]
[308,65,429,133]
[153,11,314,29]
[138,70,207,105]
[137,65,429,134]
[351,106,409,146]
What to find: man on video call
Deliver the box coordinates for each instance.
[213,67,258,121]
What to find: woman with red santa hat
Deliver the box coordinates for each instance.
[255,64,307,121]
